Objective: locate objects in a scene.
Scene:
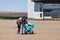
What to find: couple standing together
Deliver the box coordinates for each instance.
[16,16,28,34]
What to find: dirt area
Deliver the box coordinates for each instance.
[0,20,60,40]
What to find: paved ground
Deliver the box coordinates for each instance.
[0,20,60,40]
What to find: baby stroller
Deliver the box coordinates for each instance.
[25,22,34,34]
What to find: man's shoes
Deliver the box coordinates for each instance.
[21,33,24,35]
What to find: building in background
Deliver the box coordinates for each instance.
[28,0,60,19]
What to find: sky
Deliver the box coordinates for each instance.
[0,0,27,12]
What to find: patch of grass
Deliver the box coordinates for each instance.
[0,16,21,19]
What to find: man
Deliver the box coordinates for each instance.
[16,17,22,34]
[21,16,28,34]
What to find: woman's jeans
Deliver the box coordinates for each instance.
[17,24,21,34]
[22,23,26,34]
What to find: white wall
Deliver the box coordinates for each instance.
[28,0,43,19]
[34,12,43,19]
[44,16,52,19]
[28,0,34,18]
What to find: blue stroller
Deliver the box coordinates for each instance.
[25,22,34,34]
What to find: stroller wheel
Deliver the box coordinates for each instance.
[25,31,27,34]
[31,31,34,34]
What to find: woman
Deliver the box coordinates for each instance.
[16,17,22,34]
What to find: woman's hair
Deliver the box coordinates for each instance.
[22,16,27,19]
